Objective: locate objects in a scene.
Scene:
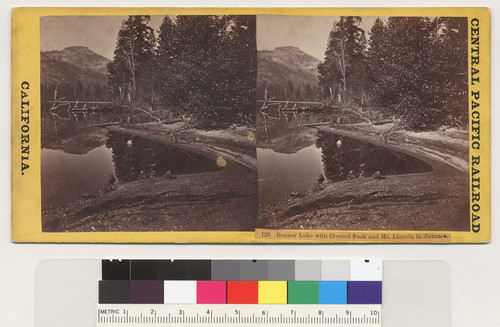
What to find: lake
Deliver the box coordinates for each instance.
[41,106,218,211]
[257,106,433,208]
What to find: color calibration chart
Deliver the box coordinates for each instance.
[97,259,382,326]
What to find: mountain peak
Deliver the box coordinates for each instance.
[258,46,321,87]
[65,46,89,50]
[40,46,111,89]
[42,46,111,68]
[275,46,300,50]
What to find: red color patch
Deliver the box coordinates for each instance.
[227,281,258,304]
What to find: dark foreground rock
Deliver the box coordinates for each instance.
[259,171,469,231]
[259,123,470,232]
[43,166,258,232]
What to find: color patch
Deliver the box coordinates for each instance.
[131,260,185,280]
[240,260,268,281]
[102,260,130,280]
[184,261,211,280]
[258,281,287,304]
[211,260,240,281]
[164,281,196,304]
[99,280,131,303]
[295,260,322,280]
[131,280,164,304]
[321,260,350,281]
[227,281,258,304]
[347,281,382,304]
[319,281,347,304]
[351,259,383,281]
[288,281,319,304]
[267,260,295,281]
[197,281,226,304]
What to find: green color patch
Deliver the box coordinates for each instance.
[287,281,319,304]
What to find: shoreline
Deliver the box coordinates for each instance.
[259,122,470,232]
[42,120,470,233]
[42,122,259,232]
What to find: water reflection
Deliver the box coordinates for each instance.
[107,131,220,183]
[40,105,175,209]
[258,145,324,208]
[256,104,365,146]
[317,131,432,182]
[257,108,433,208]
[41,126,220,210]
[41,104,152,153]
[41,145,115,209]
[257,104,332,146]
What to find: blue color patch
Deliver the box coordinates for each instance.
[319,281,347,304]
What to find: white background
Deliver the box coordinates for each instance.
[0,0,498,326]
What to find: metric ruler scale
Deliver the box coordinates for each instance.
[97,304,381,326]
[98,259,382,326]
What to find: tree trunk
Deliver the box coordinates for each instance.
[127,22,136,103]
[340,22,347,105]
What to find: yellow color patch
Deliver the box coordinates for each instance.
[248,131,255,141]
[258,281,287,304]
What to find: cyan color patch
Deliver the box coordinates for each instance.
[319,281,347,304]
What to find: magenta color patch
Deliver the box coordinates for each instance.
[197,281,227,304]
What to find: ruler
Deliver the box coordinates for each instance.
[97,304,381,326]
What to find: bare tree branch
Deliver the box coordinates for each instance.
[130,107,162,122]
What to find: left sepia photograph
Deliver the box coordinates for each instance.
[39,15,258,232]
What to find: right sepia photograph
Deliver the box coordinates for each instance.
[256,15,470,232]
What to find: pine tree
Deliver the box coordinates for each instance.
[366,18,389,108]
[318,17,367,105]
[215,15,257,125]
[107,16,156,104]
[365,17,468,129]
[155,15,257,128]
[155,16,176,106]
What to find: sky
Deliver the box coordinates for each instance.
[257,15,378,60]
[40,15,379,61]
[40,16,164,59]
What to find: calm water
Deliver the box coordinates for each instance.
[106,131,220,183]
[41,107,218,210]
[42,104,433,210]
[42,145,115,209]
[258,145,325,207]
[257,106,433,208]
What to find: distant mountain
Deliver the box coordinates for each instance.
[257,46,321,87]
[41,46,111,88]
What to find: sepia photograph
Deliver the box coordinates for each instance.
[10,7,490,242]
[256,15,470,231]
[40,15,258,232]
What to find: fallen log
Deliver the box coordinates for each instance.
[48,100,112,105]
[282,107,325,112]
[373,120,394,125]
[88,122,121,128]
[162,118,185,125]
[300,122,331,127]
